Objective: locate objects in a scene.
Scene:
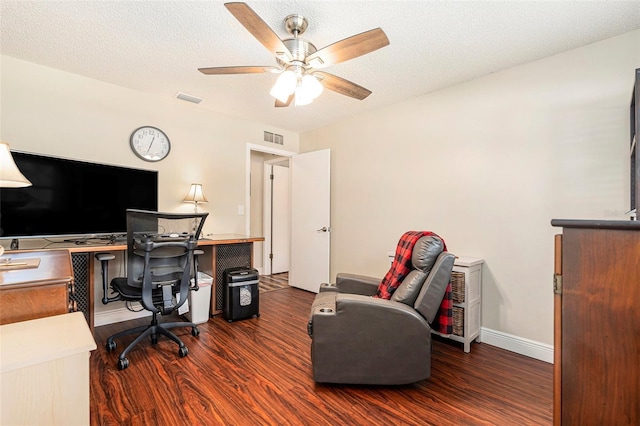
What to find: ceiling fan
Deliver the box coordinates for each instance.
[198,2,390,107]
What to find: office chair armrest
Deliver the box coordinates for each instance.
[95,253,119,304]
[190,249,205,291]
[95,253,116,262]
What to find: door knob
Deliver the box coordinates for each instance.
[316,227,330,233]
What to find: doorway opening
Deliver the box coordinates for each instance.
[246,144,295,285]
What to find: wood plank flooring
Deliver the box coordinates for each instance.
[259,272,289,293]
[90,287,552,425]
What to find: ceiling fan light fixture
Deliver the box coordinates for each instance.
[294,85,313,106]
[302,74,323,99]
[270,69,297,102]
[294,74,323,106]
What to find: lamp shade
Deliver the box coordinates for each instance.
[0,142,32,188]
[269,70,297,103]
[183,183,208,203]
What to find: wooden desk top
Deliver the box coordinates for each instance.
[0,249,73,288]
[3,234,264,254]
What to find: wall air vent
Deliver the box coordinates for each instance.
[175,92,203,104]
[264,131,283,145]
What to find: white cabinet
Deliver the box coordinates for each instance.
[435,256,484,353]
[0,312,97,425]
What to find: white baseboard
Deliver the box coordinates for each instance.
[94,306,151,327]
[480,327,553,364]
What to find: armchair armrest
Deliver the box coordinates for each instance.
[331,273,380,296]
[312,293,429,337]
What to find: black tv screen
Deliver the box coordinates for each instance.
[0,151,158,238]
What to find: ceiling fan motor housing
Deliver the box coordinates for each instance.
[279,38,317,66]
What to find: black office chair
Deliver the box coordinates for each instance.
[96,209,208,370]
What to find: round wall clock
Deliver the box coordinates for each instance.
[129,126,171,162]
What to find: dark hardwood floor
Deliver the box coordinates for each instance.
[90,287,552,425]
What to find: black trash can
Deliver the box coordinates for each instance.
[223,267,260,322]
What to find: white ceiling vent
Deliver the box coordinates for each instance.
[175,92,202,104]
[264,131,283,145]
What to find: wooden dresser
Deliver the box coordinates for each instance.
[551,219,639,425]
[0,249,74,325]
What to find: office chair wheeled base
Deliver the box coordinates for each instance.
[106,313,199,370]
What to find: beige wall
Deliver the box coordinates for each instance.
[0,55,299,238]
[299,30,640,345]
[0,55,299,318]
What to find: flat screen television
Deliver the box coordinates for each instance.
[0,151,158,239]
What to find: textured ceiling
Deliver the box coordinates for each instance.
[1,1,639,133]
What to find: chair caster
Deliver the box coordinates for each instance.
[178,346,189,358]
[118,358,130,370]
[151,334,158,345]
[106,340,116,352]
[191,326,200,337]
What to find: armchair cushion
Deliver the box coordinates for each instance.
[412,235,445,273]
[390,270,427,306]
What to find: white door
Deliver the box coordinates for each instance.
[270,163,290,273]
[290,149,330,293]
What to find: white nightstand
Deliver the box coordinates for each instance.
[434,256,483,353]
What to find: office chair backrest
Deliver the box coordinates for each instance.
[125,209,208,313]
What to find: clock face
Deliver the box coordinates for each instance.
[130,126,171,162]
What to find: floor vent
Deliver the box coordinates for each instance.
[264,131,283,145]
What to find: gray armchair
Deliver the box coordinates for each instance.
[308,235,455,385]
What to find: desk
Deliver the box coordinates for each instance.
[0,312,96,425]
[4,235,263,331]
[0,249,74,325]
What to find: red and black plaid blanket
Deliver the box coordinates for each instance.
[375,231,453,334]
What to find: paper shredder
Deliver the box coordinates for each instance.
[223,267,260,322]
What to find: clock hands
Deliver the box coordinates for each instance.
[146,135,156,154]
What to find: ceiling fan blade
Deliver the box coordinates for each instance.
[198,66,276,75]
[225,2,293,63]
[305,28,389,69]
[313,71,372,100]
[275,94,294,108]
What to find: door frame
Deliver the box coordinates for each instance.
[262,158,290,275]
[245,143,296,270]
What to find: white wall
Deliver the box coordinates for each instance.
[299,30,640,347]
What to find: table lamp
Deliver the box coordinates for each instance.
[1,142,32,256]
[183,183,208,213]
[0,142,32,188]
